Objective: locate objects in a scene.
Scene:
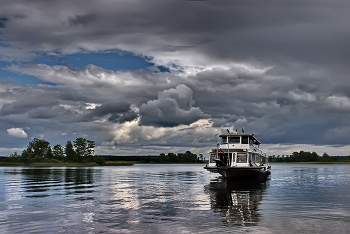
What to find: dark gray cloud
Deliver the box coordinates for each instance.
[83,101,139,124]
[27,106,66,119]
[139,85,209,127]
[90,101,131,117]
[69,14,97,26]
[0,17,8,28]
[111,111,138,124]
[1,92,59,116]
[1,0,349,69]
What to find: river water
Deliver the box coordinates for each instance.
[0,164,350,233]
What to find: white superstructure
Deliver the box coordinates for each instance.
[204,132,270,181]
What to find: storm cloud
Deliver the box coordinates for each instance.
[139,85,209,127]
[0,0,350,156]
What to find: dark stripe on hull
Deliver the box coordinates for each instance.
[204,166,271,181]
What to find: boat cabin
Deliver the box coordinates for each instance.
[208,133,267,168]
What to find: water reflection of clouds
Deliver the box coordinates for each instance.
[103,166,214,228]
[111,181,140,210]
[107,171,141,226]
[3,170,24,210]
[5,180,24,209]
[0,168,103,232]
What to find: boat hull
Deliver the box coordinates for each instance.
[204,166,270,181]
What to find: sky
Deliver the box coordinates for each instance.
[1,0,350,157]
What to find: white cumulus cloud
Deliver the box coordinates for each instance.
[7,128,28,138]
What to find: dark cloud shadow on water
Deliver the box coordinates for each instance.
[204,177,269,227]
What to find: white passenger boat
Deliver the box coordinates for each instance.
[204,132,271,181]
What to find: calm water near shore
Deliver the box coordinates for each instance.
[1,163,350,233]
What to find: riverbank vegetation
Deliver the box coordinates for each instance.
[100,151,204,164]
[145,151,204,163]
[0,137,108,166]
[0,138,203,166]
[269,151,350,163]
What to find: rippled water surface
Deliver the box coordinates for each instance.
[1,164,350,233]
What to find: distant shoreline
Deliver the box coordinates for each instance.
[0,161,206,167]
[0,161,136,167]
[270,162,350,164]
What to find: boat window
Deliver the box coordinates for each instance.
[242,136,248,144]
[237,153,247,163]
[221,137,227,144]
[256,155,261,164]
[250,153,255,164]
[228,137,240,143]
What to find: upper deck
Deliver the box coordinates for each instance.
[217,133,262,154]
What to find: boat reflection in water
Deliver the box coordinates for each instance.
[204,177,269,227]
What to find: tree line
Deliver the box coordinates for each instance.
[6,137,105,165]
[144,151,204,163]
[268,151,350,163]
[3,137,203,165]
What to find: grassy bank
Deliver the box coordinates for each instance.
[0,161,136,167]
[104,161,136,166]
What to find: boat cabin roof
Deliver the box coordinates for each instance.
[218,133,261,145]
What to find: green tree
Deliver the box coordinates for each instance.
[65,140,76,162]
[159,153,170,162]
[26,138,51,158]
[87,140,95,157]
[183,151,197,162]
[21,149,30,160]
[6,151,21,163]
[74,137,95,162]
[177,153,184,162]
[310,151,319,162]
[321,152,331,162]
[168,152,179,162]
[45,147,53,159]
[10,152,19,157]
[199,154,204,162]
[53,144,64,161]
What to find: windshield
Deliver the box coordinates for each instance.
[228,137,240,143]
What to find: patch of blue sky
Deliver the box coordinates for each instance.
[0,17,8,28]
[1,51,170,86]
[35,51,171,73]
[155,65,171,73]
[0,60,9,67]
[35,51,154,71]
[0,39,10,47]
